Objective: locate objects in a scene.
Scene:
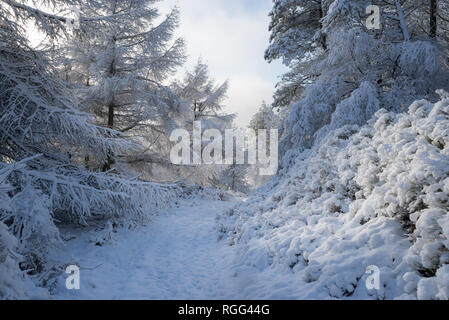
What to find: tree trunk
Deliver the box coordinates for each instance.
[103,2,118,172]
[319,1,327,50]
[102,103,115,171]
[395,0,410,41]
[108,104,114,128]
[430,0,438,38]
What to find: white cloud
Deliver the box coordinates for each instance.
[27,0,286,127]
[226,75,275,126]
[160,0,286,127]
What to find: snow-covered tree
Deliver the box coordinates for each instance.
[265,0,324,109]
[247,102,281,187]
[268,0,449,157]
[0,0,181,295]
[60,0,186,171]
[265,0,326,66]
[218,163,250,194]
[405,0,449,63]
[158,60,236,186]
[219,91,449,300]
[249,101,282,132]
[217,0,449,300]
[172,59,234,129]
[0,170,30,299]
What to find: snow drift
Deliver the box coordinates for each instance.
[218,93,449,299]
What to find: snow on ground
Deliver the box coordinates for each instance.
[52,199,247,299]
[43,96,449,301]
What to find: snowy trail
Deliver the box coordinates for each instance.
[54,199,245,299]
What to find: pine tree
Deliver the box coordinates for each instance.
[265,0,327,109]
[265,0,326,66]
[60,0,186,171]
[219,163,250,193]
[266,0,449,156]
[0,0,181,295]
[246,102,281,187]
[165,60,235,186]
[249,101,281,132]
[172,59,234,130]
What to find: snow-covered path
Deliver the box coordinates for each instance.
[54,199,244,299]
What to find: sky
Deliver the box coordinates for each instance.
[159,0,286,127]
[28,0,286,128]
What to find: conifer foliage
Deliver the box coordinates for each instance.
[0,0,181,298]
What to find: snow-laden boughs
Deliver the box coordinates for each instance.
[268,0,449,154]
[59,0,186,172]
[265,0,326,66]
[0,161,50,299]
[0,220,28,299]
[218,93,449,299]
[218,164,250,194]
[156,60,237,187]
[0,174,26,300]
[0,0,184,297]
[172,59,234,129]
[246,102,282,188]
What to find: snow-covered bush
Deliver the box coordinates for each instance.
[218,93,449,299]
[0,174,26,299]
[0,164,48,299]
[0,220,27,299]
